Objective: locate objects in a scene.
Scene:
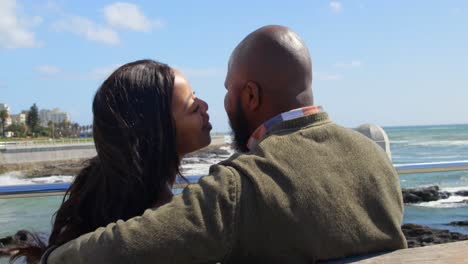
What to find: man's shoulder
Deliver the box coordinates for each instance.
[209,120,389,177]
[214,152,255,171]
[263,120,378,150]
[210,151,270,180]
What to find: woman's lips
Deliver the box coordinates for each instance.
[204,122,212,131]
[203,114,212,130]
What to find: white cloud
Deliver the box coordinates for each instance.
[0,0,42,49]
[358,1,365,10]
[178,67,225,78]
[333,60,363,68]
[330,1,343,13]
[32,64,122,81]
[49,3,162,45]
[45,0,62,13]
[51,15,120,45]
[450,7,462,16]
[71,64,122,81]
[314,72,343,81]
[89,64,122,80]
[34,64,224,82]
[103,2,163,32]
[37,65,61,75]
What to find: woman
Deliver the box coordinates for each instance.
[7,59,212,263]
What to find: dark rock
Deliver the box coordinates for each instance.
[401,186,452,204]
[438,233,450,239]
[421,236,434,243]
[0,159,89,178]
[403,193,423,203]
[448,220,468,226]
[407,240,416,247]
[185,144,231,158]
[0,230,41,257]
[402,223,468,248]
[439,191,451,199]
[455,190,468,196]
[403,223,432,236]
[402,186,468,204]
[1,144,232,179]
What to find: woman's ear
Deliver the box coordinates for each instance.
[241,81,261,112]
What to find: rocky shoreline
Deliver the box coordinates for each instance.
[0,159,89,178]
[402,223,468,248]
[183,144,231,160]
[0,143,232,178]
[402,185,468,204]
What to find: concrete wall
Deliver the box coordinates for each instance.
[0,144,97,165]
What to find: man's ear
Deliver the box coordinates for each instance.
[241,81,260,112]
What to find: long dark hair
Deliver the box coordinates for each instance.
[9,59,181,263]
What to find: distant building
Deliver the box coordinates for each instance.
[5,117,12,126]
[0,116,12,135]
[0,103,10,113]
[10,113,26,125]
[39,108,71,126]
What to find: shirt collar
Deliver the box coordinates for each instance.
[247,105,323,150]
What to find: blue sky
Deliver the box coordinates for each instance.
[1,0,467,132]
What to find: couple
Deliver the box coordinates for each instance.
[16,25,406,263]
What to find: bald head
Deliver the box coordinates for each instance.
[229,25,313,110]
[224,25,314,152]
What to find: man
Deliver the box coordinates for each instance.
[43,25,406,263]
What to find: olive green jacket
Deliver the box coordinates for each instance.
[45,112,406,264]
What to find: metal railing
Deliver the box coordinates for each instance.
[394,160,468,174]
[1,161,467,199]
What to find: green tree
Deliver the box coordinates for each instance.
[47,121,55,139]
[0,109,9,137]
[55,121,72,138]
[38,126,52,137]
[26,103,40,136]
[6,124,27,137]
[71,123,79,138]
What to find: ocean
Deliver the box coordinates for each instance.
[1,124,468,261]
[386,124,468,234]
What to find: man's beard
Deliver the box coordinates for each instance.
[229,100,251,153]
